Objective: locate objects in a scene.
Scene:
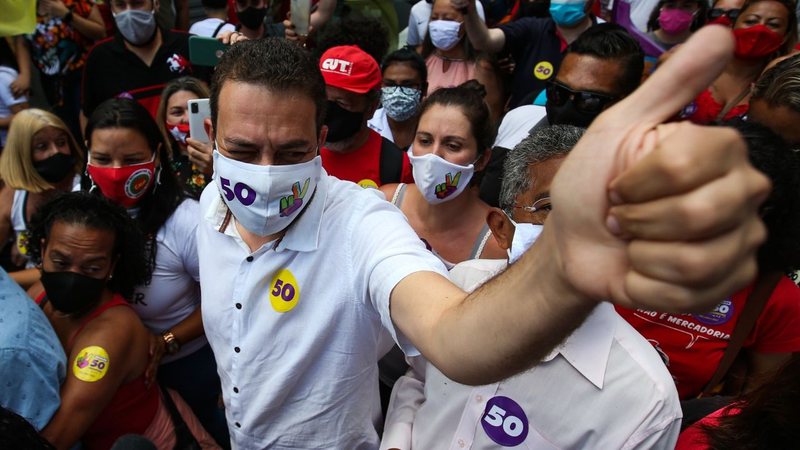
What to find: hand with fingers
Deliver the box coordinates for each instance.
[545,26,770,313]
[186,137,213,175]
[217,30,249,45]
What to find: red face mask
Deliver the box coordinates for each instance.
[87,155,157,208]
[734,24,784,60]
[166,122,190,145]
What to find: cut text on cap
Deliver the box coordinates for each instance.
[321,58,353,76]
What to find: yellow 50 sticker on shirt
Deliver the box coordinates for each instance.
[73,346,110,382]
[533,61,554,80]
[358,179,379,189]
[269,269,300,313]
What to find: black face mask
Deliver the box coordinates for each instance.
[545,101,599,128]
[324,101,366,143]
[34,153,75,183]
[237,7,267,30]
[41,270,106,317]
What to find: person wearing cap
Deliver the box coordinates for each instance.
[319,45,414,189]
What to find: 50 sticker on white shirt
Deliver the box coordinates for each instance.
[269,268,300,313]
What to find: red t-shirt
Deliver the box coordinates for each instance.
[616,276,800,399]
[321,130,413,188]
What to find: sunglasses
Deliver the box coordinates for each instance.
[545,81,618,114]
[707,8,741,21]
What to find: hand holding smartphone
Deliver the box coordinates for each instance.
[290,0,312,36]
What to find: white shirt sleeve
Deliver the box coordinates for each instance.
[174,198,201,282]
[348,190,448,356]
[0,69,26,110]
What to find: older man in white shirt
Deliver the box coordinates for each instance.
[381,126,682,450]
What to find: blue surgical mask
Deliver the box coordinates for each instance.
[549,0,588,27]
[381,86,422,122]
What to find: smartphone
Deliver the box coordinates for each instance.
[290,0,311,36]
[189,36,228,67]
[188,98,211,144]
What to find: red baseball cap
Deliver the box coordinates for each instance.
[319,45,381,94]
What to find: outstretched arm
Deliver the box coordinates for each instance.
[391,26,770,386]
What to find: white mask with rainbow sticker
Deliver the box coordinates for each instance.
[213,149,321,236]
[407,147,475,205]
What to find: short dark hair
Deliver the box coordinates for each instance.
[314,16,390,65]
[27,192,148,300]
[381,47,428,84]
[201,0,228,9]
[210,38,327,132]
[566,23,645,97]
[724,119,800,271]
[647,0,708,32]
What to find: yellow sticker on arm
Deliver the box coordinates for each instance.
[73,346,110,382]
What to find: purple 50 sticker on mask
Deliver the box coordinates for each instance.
[220,177,257,206]
[481,396,529,447]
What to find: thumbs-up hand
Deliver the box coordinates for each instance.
[545,26,770,312]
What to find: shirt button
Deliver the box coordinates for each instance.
[476,395,483,402]
[235,422,241,428]
[234,346,241,353]
[246,256,254,262]
[233,387,239,393]
[459,439,466,447]
[235,303,242,310]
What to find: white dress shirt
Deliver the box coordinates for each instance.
[381,259,682,450]
[368,107,394,143]
[198,172,448,449]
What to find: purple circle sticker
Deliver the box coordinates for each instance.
[481,396,529,447]
[693,299,734,326]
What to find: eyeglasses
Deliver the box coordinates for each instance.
[545,81,618,114]
[707,8,741,21]
[513,197,552,215]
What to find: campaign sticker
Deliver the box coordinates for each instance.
[125,169,152,199]
[533,61,554,80]
[73,346,110,382]
[357,179,379,189]
[481,396,529,447]
[269,269,300,313]
[693,299,734,326]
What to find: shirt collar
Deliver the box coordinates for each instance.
[540,302,616,389]
[203,170,330,253]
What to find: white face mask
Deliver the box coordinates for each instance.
[213,149,322,236]
[428,19,462,51]
[507,221,544,264]
[114,8,157,46]
[407,147,474,204]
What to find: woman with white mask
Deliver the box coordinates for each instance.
[380,80,506,268]
[422,0,504,125]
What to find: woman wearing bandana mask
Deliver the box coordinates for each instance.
[646,0,708,49]
[0,109,83,286]
[380,80,506,269]
[26,192,219,450]
[156,77,213,199]
[422,0,505,125]
[83,98,230,447]
[684,0,797,124]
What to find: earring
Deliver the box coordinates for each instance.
[152,165,163,193]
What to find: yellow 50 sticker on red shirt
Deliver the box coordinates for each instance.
[73,346,110,382]
[269,269,300,313]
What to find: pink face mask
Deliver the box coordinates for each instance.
[658,8,695,35]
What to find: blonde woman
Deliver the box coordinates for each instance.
[0,109,83,287]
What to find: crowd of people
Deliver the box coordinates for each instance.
[0,0,799,449]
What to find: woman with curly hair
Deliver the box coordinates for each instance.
[28,192,218,450]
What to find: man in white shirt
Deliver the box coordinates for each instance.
[381,126,682,450]
[199,29,768,448]
[189,0,236,38]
